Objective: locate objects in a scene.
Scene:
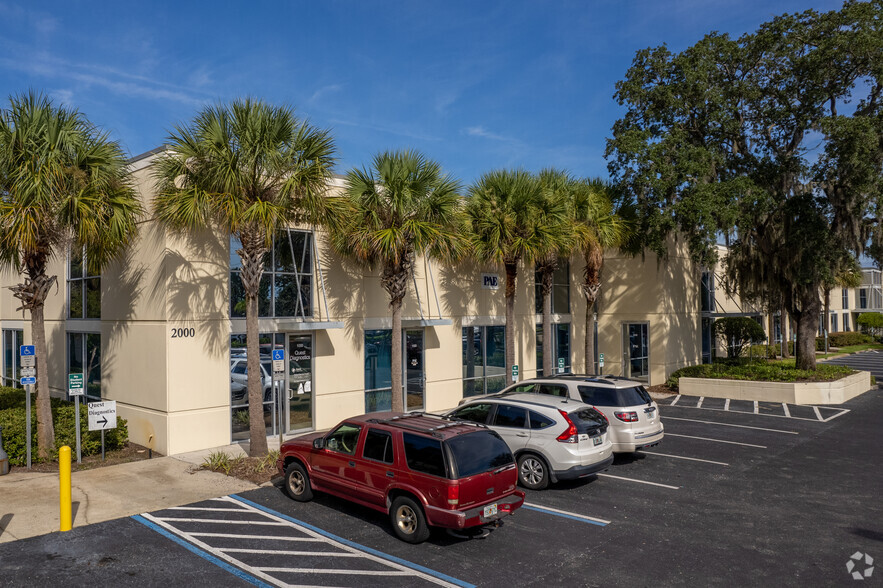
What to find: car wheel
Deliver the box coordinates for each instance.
[390,496,430,543]
[284,462,313,502]
[517,453,550,490]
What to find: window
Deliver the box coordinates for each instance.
[700,272,714,312]
[230,230,313,318]
[842,288,849,310]
[462,325,506,397]
[67,333,101,400]
[529,411,555,429]
[623,323,649,382]
[403,432,446,477]
[68,246,100,319]
[450,403,492,424]
[537,383,568,397]
[578,385,652,407]
[844,313,851,332]
[363,429,394,464]
[445,431,513,478]
[325,423,361,455]
[2,329,23,387]
[492,404,527,428]
[535,260,570,314]
[229,332,285,441]
[860,289,868,309]
[536,323,571,378]
[831,313,838,333]
[365,329,393,411]
[508,383,537,394]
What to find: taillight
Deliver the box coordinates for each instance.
[556,410,579,443]
[447,483,459,507]
[615,411,639,422]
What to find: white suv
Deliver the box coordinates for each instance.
[444,393,614,490]
[499,376,664,454]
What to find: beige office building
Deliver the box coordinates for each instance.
[1,149,706,456]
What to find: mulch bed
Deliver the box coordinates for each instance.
[201,456,282,486]
[9,443,162,474]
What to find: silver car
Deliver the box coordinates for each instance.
[444,393,613,490]
[500,375,664,453]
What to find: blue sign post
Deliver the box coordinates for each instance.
[20,345,35,469]
[272,349,286,445]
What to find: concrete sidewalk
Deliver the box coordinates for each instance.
[0,442,268,544]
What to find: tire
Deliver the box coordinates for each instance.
[517,453,550,490]
[284,462,313,502]
[389,496,431,544]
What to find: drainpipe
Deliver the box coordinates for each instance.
[0,426,9,475]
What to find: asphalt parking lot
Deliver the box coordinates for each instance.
[2,387,881,586]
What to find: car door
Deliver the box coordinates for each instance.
[310,422,362,496]
[352,428,396,508]
[489,403,531,453]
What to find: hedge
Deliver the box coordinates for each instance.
[665,360,854,390]
[0,387,128,466]
[749,341,796,358]
[815,331,874,350]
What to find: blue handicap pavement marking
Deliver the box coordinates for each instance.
[272,349,284,361]
[20,345,35,356]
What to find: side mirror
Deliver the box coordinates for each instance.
[312,438,325,450]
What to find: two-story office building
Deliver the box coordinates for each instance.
[0,149,702,455]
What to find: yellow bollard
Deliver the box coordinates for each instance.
[59,445,72,532]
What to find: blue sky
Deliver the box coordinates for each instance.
[0,0,844,184]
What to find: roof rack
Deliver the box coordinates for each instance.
[369,412,486,438]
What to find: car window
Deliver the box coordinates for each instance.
[567,408,608,433]
[325,423,362,455]
[493,404,527,428]
[507,383,537,394]
[538,384,568,397]
[231,362,246,375]
[445,431,514,478]
[403,432,447,478]
[578,385,651,406]
[450,403,492,424]
[362,428,394,464]
[529,410,555,429]
[261,362,272,376]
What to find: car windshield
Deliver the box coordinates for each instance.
[445,431,514,478]
[578,385,652,407]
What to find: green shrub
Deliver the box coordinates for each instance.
[714,317,767,358]
[816,331,874,349]
[0,390,128,466]
[749,341,795,358]
[666,360,853,390]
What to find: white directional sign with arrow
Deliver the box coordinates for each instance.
[88,400,117,431]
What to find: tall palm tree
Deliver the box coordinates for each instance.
[535,169,574,376]
[465,170,555,384]
[0,91,141,458]
[328,150,461,413]
[153,99,335,456]
[570,178,630,374]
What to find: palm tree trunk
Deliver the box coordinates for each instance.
[240,232,268,457]
[582,250,603,376]
[585,297,595,374]
[31,303,54,459]
[542,269,553,376]
[390,299,403,412]
[504,261,518,383]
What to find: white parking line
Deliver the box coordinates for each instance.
[168,507,248,512]
[663,416,799,434]
[821,408,851,422]
[523,502,611,525]
[154,517,286,526]
[782,403,791,417]
[753,401,759,414]
[641,451,729,466]
[255,568,413,576]
[813,406,823,421]
[189,532,320,542]
[597,473,680,490]
[665,433,767,448]
[724,399,731,410]
[670,394,681,406]
[222,548,359,557]
[696,396,704,408]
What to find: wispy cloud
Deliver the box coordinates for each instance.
[329,117,441,143]
[464,125,520,144]
[309,84,343,104]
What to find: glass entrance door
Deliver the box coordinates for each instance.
[288,334,313,431]
[623,323,649,381]
[404,330,424,410]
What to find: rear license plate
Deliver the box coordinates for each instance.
[592,436,602,446]
[484,503,498,518]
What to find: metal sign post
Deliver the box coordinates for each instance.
[20,345,35,470]
[69,374,85,464]
[272,349,286,447]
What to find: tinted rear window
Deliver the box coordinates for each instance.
[579,385,652,407]
[445,431,514,478]
[403,432,446,478]
[568,408,608,434]
[493,404,527,428]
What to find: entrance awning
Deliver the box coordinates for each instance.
[402,318,452,328]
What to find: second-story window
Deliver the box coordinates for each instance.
[230,230,313,318]
[69,246,100,319]
[535,260,570,314]
[842,288,849,310]
[859,288,868,309]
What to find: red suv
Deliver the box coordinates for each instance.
[277,411,525,543]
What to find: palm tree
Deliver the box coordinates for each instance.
[153,99,335,456]
[328,150,461,413]
[465,170,555,384]
[0,91,141,458]
[570,179,630,374]
[535,169,574,376]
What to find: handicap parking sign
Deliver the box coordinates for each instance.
[272,349,285,361]
[20,345,35,356]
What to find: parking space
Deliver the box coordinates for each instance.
[658,393,851,422]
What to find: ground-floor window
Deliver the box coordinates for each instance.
[230,333,283,441]
[831,313,838,333]
[462,325,506,397]
[701,318,713,364]
[844,313,851,331]
[622,322,649,382]
[67,332,101,400]
[364,329,425,412]
[536,323,571,378]
[2,329,24,387]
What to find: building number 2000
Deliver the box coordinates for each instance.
[170,328,195,338]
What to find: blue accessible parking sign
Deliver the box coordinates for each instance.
[20,345,35,356]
